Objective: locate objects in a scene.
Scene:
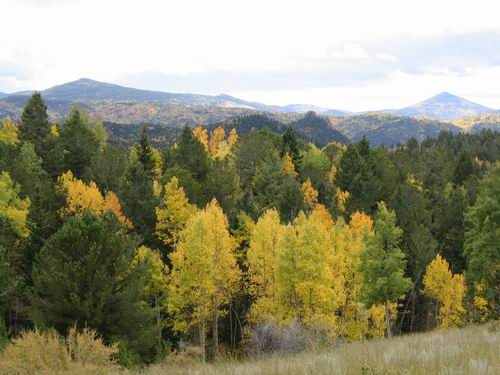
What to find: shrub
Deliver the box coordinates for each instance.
[0,327,118,375]
[245,319,331,356]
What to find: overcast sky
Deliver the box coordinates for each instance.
[1,0,499,111]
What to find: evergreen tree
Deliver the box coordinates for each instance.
[18,93,50,158]
[31,211,156,362]
[280,126,301,168]
[463,163,500,319]
[121,161,159,247]
[359,202,412,337]
[336,144,370,214]
[59,107,99,179]
[135,126,156,175]
[170,126,210,182]
[453,150,476,186]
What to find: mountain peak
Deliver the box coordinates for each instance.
[390,92,496,120]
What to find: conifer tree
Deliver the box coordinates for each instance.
[59,107,99,179]
[18,93,50,158]
[31,211,156,361]
[280,126,301,168]
[464,163,500,319]
[135,126,156,175]
[359,202,412,337]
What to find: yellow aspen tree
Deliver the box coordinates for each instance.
[193,127,209,152]
[168,199,240,361]
[58,171,104,216]
[326,164,337,187]
[227,128,238,148]
[302,178,319,213]
[151,148,164,178]
[423,254,466,328]
[50,124,60,138]
[0,117,19,145]
[0,172,30,239]
[155,176,196,248]
[341,211,376,340]
[282,153,298,177]
[209,127,226,158]
[58,171,132,226]
[246,209,285,323]
[103,191,133,228]
[276,209,345,336]
[336,188,350,214]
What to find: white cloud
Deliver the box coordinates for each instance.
[0,0,499,110]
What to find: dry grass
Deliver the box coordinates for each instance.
[0,327,118,375]
[126,323,499,375]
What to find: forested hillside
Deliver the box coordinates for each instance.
[0,93,499,369]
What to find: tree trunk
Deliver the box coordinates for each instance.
[212,299,218,360]
[155,291,162,351]
[385,302,392,338]
[410,293,415,333]
[199,318,206,363]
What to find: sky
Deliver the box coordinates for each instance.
[1,0,499,111]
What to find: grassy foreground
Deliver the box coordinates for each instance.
[126,324,499,375]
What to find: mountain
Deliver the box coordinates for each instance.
[386,92,497,120]
[204,112,349,146]
[329,113,461,146]
[451,114,500,133]
[5,78,353,115]
[289,111,349,145]
[13,78,230,106]
[0,92,7,99]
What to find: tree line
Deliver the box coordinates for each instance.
[0,93,498,365]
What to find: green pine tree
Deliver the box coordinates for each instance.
[18,93,50,158]
[31,211,156,363]
[360,202,412,337]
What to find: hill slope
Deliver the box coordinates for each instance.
[387,92,497,120]
[209,112,349,146]
[130,324,498,375]
[330,113,461,146]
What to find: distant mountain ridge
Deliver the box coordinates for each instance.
[2,78,498,119]
[1,78,498,147]
[385,92,498,120]
[8,78,348,114]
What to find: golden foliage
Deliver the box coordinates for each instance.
[0,172,30,239]
[102,191,133,228]
[193,127,209,151]
[423,254,465,328]
[168,199,241,333]
[301,179,318,212]
[282,153,298,177]
[247,209,285,323]
[195,126,239,159]
[0,117,19,145]
[335,188,350,214]
[156,176,196,247]
[58,171,131,227]
[50,123,60,138]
